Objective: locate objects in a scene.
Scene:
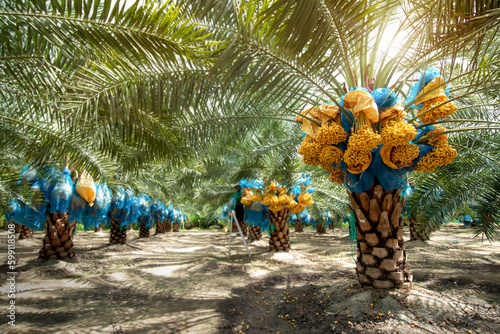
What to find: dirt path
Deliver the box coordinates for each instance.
[0,225,499,333]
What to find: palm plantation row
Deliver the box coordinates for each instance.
[1,0,499,288]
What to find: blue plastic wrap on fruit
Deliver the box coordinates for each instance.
[290,213,297,223]
[12,200,26,225]
[94,183,111,221]
[111,187,126,211]
[344,151,375,193]
[138,214,154,228]
[338,95,354,133]
[298,209,308,221]
[5,199,19,222]
[49,168,73,214]
[82,205,100,230]
[68,183,87,223]
[405,68,442,109]
[137,194,151,217]
[245,202,265,227]
[20,165,38,185]
[22,181,48,230]
[371,88,399,110]
[373,148,410,191]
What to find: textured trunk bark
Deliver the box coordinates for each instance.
[40,212,75,260]
[316,222,326,234]
[248,225,262,241]
[13,222,21,233]
[19,225,35,239]
[172,222,180,232]
[155,218,165,234]
[269,207,290,251]
[165,219,172,232]
[231,220,247,235]
[348,184,412,288]
[294,220,304,232]
[409,216,430,241]
[110,217,127,244]
[139,222,150,238]
[94,223,102,232]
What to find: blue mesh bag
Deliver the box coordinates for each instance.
[298,209,308,221]
[303,213,311,225]
[290,213,297,224]
[261,206,270,232]
[123,190,139,228]
[221,205,229,219]
[371,88,399,110]
[49,168,74,214]
[373,148,410,191]
[338,95,354,133]
[138,215,153,229]
[110,187,126,220]
[68,183,87,223]
[405,68,443,109]
[94,183,111,223]
[81,205,99,230]
[137,194,151,217]
[291,185,301,196]
[167,204,175,221]
[12,200,26,225]
[150,200,159,219]
[5,199,19,222]
[245,202,265,227]
[344,151,375,194]
[23,180,48,230]
[20,165,39,185]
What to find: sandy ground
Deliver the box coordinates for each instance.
[0,224,499,334]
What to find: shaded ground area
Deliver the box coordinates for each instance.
[0,224,499,333]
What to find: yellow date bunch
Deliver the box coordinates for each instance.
[296,70,459,187]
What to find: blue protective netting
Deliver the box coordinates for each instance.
[459,215,473,226]
[245,202,266,228]
[5,200,18,222]
[94,183,111,226]
[167,204,175,221]
[137,194,151,217]
[405,68,449,109]
[68,182,87,224]
[49,168,74,214]
[23,180,48,230]
[138,215,153,228]
[290,213,297,224]
[20,165,38,184]
[371,88,400,110]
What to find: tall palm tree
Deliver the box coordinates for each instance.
[3,0,500,287]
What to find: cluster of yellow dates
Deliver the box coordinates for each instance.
[241,182,313,213]
[297,74,458,181]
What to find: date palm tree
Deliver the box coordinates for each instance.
[2,0,500,288]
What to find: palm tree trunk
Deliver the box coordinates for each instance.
[155,218,166,234]
[316,222,326,234]
[11,222,21,233]
[19,225,35,239]
[295,220,304,232]
[269,207,290,251]
[40,212,75,260]
[348,184,412,288]
[409,216,430,241]
[139,222,150,238]
[94,223,102,232]
[165,219,172,232]
[173,222,180,232]
[248,225,262,240]
[232,220,248,235]
[110,217,127,244]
